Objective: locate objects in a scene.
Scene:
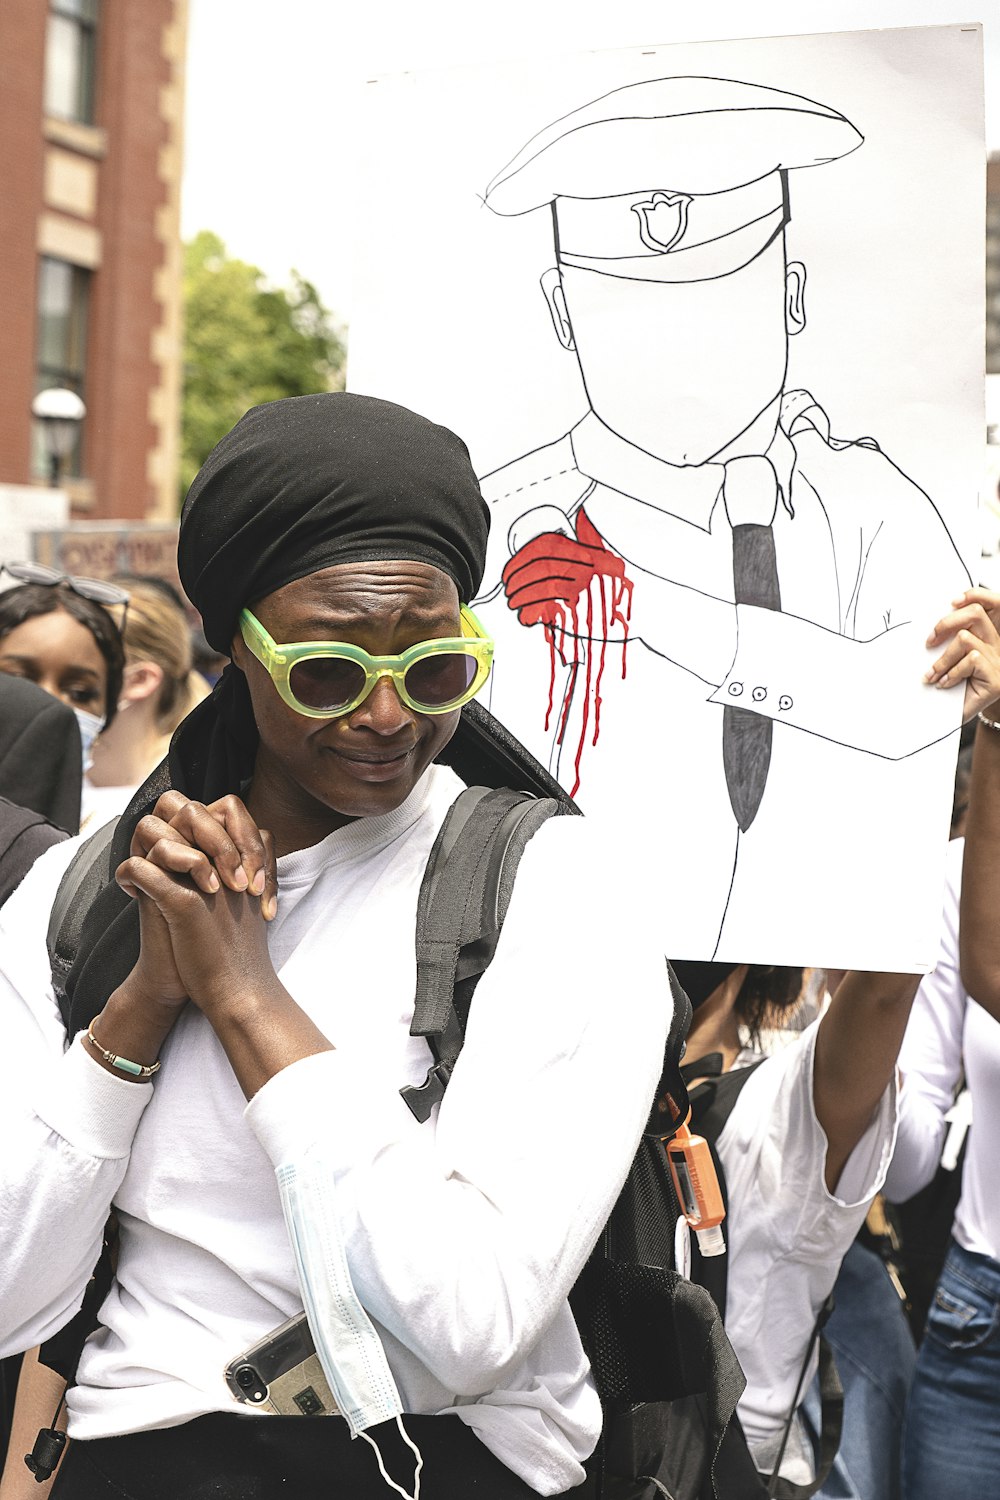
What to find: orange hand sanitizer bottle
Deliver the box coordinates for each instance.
[665,1120,727,1257]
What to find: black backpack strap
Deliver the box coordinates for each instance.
[706,1320,843,1500]
[402,786,563,1121]
[764,1297,843,1500]
[46,817,120,1029]
[437,700,577,807]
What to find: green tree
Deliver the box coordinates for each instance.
[180,230,346,499]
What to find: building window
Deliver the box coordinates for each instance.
[44,0,100,125]
[34,257,90,479]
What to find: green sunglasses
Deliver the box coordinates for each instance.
[239,604,494,719]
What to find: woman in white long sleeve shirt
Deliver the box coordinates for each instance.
[0,394,670,1500]
[885,613,1000,1500]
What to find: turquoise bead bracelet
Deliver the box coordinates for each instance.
[86,1021,161,1079]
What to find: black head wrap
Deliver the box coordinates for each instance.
[64,393,504,1038]
[178,391,490,654]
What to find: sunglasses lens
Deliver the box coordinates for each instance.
[69,577,129,606]
[289,655,367,713]
[7,562,58,585]
[404,650,480,709]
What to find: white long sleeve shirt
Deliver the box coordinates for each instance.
[0,764,669,1497]
[885,837,1000,1263]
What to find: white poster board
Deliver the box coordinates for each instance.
[349,25,984,970]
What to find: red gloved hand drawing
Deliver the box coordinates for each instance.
[499,507,634,799]
[501,509,627,628]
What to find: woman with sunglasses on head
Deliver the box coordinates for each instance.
[0,394,668,1500]
[0,569,127,793]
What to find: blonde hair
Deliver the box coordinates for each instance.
[117,580,200,734]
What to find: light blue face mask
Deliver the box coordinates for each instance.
[73,706,104,774]
[277,1153,423,1500]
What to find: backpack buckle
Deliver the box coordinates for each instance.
[400,1060,453,1123]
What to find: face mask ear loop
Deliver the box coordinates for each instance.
[360,1417,423,1500]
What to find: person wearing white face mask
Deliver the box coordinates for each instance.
[0,568,127,810]
[82,579,210,831]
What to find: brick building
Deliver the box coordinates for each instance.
[0,0,187,521]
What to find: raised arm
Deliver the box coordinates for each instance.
[813,969,918,1192]
[958,720,1000,1018]
[926,589,1000,1020]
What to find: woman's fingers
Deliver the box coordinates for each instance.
[130,817,221,893]
[199,796,275,900]
[133,798,256,894]
[927,601,1000,653]
[950,586,1000,618]
[116,855,187,905]
[149,790,192,823]
[925,628,987,685]
[922,622,1000,721]
[129,798,278,913]
[260,829,278,921]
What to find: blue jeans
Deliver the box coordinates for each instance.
[901,1239,1000,1500]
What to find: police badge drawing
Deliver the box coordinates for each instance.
[349,25,983,972]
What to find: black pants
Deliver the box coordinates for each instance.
[49,1412,582,1499]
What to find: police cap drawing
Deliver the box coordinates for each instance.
[468,63,971,967]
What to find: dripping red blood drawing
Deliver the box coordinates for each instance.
[500,509,633,796]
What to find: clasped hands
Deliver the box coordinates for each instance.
[115,792,281,1020]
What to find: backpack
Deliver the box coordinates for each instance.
[406,787,842,1500]
[0,796,68,908]
[398,784,747,1500]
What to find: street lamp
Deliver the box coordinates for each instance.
[31,387,86,487]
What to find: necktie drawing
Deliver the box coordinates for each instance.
[721,456,781,832]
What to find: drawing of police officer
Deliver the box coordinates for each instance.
[473,74,970,960]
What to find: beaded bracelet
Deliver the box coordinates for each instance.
[86,1022,161,1079]
[977,709,1000,733]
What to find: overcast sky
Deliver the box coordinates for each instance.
[180,0,998,324]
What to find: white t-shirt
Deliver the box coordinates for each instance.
[0,764,669,1499]
[79,779,141,833]
[886,837,1000,1262]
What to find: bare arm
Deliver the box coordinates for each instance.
[958,718,1000,1020]
[0,1349,65,1499]
[813,970,919,1192]
[924,588,1000,1021]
